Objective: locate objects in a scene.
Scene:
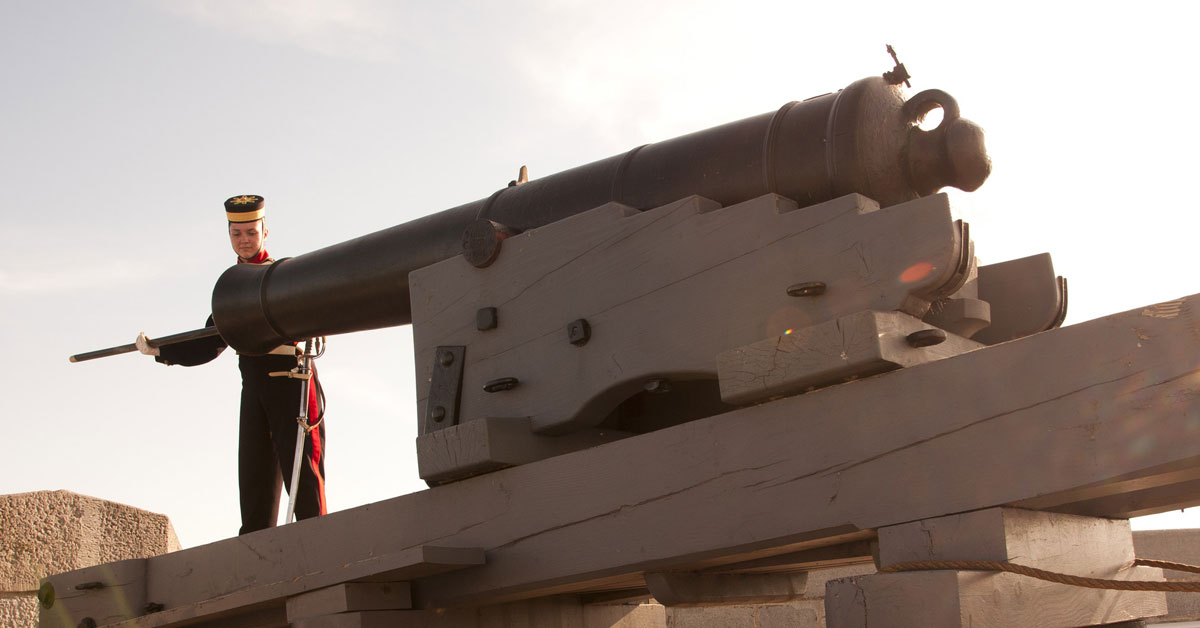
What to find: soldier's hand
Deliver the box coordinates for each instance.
[135,332,161,357]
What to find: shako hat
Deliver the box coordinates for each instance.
[224,195,265,223]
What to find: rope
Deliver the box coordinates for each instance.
[878,558,1200,592]
[1134,558,1200,575]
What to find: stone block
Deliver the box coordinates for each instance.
[668,604,758,628]
[0,491,178,628]
[1,490,179,592]
[663,600,825,628]
[753,601,823,628]
[0,596,38,628]
[584,602,666,628]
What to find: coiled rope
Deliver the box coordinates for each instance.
[878,558,1200,592]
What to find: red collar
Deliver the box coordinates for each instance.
[237,250,271,265]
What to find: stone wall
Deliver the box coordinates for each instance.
[0,491,179,628]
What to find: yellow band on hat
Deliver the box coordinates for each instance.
[226,209,266,222]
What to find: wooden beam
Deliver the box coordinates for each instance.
[700,540,876,574]
[46,294,1200,623]
[286,583,412,623]
[105,547,481,628]
[644,572,807,606]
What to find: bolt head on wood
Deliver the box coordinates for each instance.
[644,378,672,394]
[483,377,520,393]
[567,319,591,346]
[477,307,498,331]
[787,281,826,297]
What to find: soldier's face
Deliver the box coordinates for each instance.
[228,220,268,260]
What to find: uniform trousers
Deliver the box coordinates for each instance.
[237,353,326,535]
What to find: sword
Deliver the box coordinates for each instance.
[286,337,324,524]
[69,326,221,363]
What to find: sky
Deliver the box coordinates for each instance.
[2,1,1199,549]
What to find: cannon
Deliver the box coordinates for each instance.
[208,69,1068,484]
[81,67,1064,483]
[210,73,992,353]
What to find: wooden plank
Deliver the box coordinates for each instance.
[1135,529,1200,622]
[39,558,146,628]
[829,508,1165,627]
[416,418,630,483]
[825,568,1167,628]
[56,293,1200,620]
[876,508,1138,577]
[286,583,412,622]
[289,595,602,628]
[973,253,1066,345]
[717,309,982,405]
[701,540,875,575]
[99,547,481,628]
[643,572,807,606]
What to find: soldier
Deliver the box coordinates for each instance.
[135,195,327,535]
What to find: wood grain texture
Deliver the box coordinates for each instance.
[416,418,629,483]
[825,567,1167,628]
[39,558,146,628]
[973,253,1065,345]
[876,508,1137,577]
[717,310,982,405]
[644,572,807,606]
[285,582,412,622]
[410,192,970,437]
[96,547,481,628]
[46,294,1200,625]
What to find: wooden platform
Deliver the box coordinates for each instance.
[41,294,1200,627]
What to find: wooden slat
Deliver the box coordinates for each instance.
[826,568,1167,628]
[104,547,481,628]
[644,571,807,606]
[286,582,412,623]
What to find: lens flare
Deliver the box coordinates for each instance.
[900,261,935,284]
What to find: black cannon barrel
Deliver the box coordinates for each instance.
[214,75,991,354]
